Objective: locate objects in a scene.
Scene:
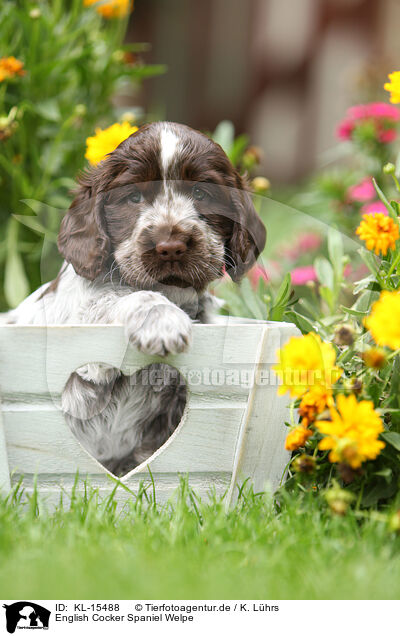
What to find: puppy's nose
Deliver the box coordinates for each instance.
[155,239,187,261]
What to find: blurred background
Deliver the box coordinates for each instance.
[128,0,399,183]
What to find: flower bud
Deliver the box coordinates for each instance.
[334,324,354,347]
[292,454,316,474]
[350,377,363,395]
[112,50,125,63]
[242,146,263,170]
[74,104,87,117]
[251,176,270,194]
[121,111,136,124]
[388,510,400,533]
[29,7,41,19]
[383,162,396,175]
[361,347,386,369]
[324,482,355,515]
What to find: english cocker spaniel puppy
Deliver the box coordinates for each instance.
[8,122,266,475]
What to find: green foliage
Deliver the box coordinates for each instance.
[1,477,400,599]
[0,0,164,308]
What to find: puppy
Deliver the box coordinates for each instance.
[8,122,266,475]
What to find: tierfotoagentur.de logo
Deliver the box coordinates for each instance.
[2,602,51,633]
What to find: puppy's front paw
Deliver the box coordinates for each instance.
[126,304,192,356]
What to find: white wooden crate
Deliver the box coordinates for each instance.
[0,318,299,507]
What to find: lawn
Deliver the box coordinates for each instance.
[1,479,399,600]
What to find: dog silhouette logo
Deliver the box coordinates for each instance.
[2,602,50,633]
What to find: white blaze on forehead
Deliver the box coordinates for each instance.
[160,127,180,175]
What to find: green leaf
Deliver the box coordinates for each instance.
[314,256,334,290]
[352,289,380,313]
[372,178,398,220]
[34,99,61,122]
[340,305,368,317]
[381,431,400,451]
[13,214,57,239]
[4,248,29,309]
[271,273,291,311]
[353,274,376,294]
[212,121,235,154]
[239,278,265,320]
[229,134,249,166]
[285,310,316,335]
[327,227,344,280]
[319,286,334,309]
[357,248,379,276]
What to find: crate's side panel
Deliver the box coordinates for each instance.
[126,402,246,478]
[227,323,300,503]
[3,408,109,477]
[0,401,11,493]
[3,402,246,476]
[0,324,265,395]
[0,323,263,498]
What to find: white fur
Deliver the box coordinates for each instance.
[160,126,180,175]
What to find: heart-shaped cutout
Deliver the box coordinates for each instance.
[61,362,187,477]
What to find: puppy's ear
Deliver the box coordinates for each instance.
[58,170,110,280]
[225,173,266,281]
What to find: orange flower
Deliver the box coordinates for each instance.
[285,425,312,451]
[299,386,333,426]
[0,57,25,82]
[356,212,399,256]
[84,0,133,18]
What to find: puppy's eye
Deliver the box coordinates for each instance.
[130,188,142,204]
[192,185,206,201]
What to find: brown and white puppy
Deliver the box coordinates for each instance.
[8,122,266,475]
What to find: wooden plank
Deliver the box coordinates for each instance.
[0,324,265,396]
[3,403,245,475]
[227,322,300,503]
[0,397,11,493]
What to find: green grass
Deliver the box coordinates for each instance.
[1,479,399,600]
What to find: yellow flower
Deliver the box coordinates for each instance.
[84,0,133,18]
[0,57,25,82]
[384,71,400,104]
[273,333,341,398]
[85,121,138,165]
[285,425,312,451]
[356,212,399,256]
[315,394,385,469]
[364,291,400,350]
[299,385,334,426]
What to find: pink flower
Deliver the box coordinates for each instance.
[337,119,355,141]
[366,102,400,120]
[297,233,323,253]
[379,128,397,143]
[290,265,317,286]
[281,233,322,261]
[348,178,375,202]
[360,201,388,216]
[344,264,352,278]
[336,101,399,143]
[347,104,369,119]
[248,264,269,288]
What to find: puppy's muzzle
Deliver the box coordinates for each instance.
[155,238,188,262]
